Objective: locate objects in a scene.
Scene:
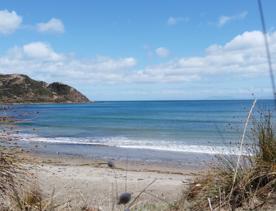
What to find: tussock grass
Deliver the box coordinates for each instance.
[174,111,276,211]
[0,105,26,210]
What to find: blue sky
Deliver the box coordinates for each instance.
[0,0,276,100]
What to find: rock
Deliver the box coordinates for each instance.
[118,192,131,205]
[107,160,115,168]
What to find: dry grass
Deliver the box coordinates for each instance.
[174,111,276,211]
[0,105,26,210]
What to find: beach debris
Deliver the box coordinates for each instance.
[124,208,130,211]
[107,160,114,168]
[118,192,131,205]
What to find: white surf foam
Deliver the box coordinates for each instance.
[16,133,251,155]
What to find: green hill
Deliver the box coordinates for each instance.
[0,74,90,103]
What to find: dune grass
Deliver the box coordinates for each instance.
[174,110,276,211]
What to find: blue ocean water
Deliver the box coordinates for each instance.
[14,100,274,156]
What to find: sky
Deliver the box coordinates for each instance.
[0,0,276,101]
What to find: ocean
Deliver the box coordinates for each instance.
[12,100,275,165]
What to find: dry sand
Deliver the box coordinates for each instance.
[23,153,200,210]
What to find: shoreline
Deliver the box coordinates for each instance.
[25,149,204,175]
[18,140,213,173]
[1,101,94,105]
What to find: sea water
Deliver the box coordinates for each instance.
[12,100,275,163]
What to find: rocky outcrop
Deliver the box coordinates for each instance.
[0,74,90,103]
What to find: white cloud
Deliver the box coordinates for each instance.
[155,47,170,58]
[0,10,22,34]
[22,42,64,61]
[37,18,64,33]
[0,30,275,85]
[131,30,275,83]
[6,42,64,61]
[0,42,137,83]
[167,16,189,26]
[218,11,248,27]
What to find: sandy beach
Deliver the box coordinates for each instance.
[23,152,200,210]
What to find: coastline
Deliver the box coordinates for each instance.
[4,100,267,209]
[26,149,205,174]
[1,101,94,105]
[19,140,213,172]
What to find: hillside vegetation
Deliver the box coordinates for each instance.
[0,74,90,103]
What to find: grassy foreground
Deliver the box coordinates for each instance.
[174,111,276,211]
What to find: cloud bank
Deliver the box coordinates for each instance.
[0,31,275,85]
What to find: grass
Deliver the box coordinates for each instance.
[174,110,276,211]
[0,105,26,210]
